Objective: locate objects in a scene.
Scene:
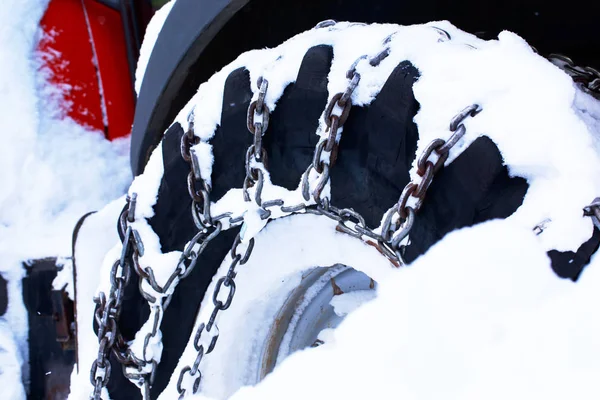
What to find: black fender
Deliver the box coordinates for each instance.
[131,0,249,175]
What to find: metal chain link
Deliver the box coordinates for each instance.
[379,104,481,263]
[293,44,409,263]
[91,111,226,398]
[176,77,270,398]
[119,110,224,393]
[201,48,399,267]
[209,45,403,263]
[243,77,270,204]
[176,234,255,398]
[293,103,481,266]
[90,194,145,399]
[215,46,415,266]
[300,53,368,203]
[548,54,600,98]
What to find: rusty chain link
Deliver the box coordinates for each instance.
[243,77,270,204]
[176,77,270,397]
[176,234,255,398]
[300,53,367,203]
[90,194,149,399]
[91,110,226,397]
[206,45,408,264]
[379,104,481,263]
[547,54,600,98]
[121,110,224,394]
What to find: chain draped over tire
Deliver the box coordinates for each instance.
[89,24,600,399]
[548,54,600,98]
[90,194,150,400]
[123,110,225,395]
[176,77,271,398]
[90,109,224,399]
[378,104,482,262]
[91,36,484,400]
[176,233,254,398]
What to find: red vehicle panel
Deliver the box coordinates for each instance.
[38,0,135,140]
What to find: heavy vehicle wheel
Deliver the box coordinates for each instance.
[20,1,598,399]
[74,14,600,399]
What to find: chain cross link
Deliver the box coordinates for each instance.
[548,54,600,98]
[176,234,254,398]
[176,77,270,398]
[120,110,223,393]
[90,195,146,399]
[301,54,369,203]
[479,34,600,98]
[378,104,481,263]
[243,77,271,203]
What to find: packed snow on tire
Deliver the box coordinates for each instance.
[68,19,600,400]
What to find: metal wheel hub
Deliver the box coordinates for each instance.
[256,264,377,382]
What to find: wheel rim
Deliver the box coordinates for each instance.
[257,264,377,382]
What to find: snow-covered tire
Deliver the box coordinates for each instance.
[75,21,600,400]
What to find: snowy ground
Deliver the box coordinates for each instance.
[2,1,600,400]
[0,1,131,398]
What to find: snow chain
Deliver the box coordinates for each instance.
[91,194,150,399]
[90,27,600,399]
[176,76,271,398]
[548,54,600,98]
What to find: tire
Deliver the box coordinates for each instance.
[105,13,600,400]
[139,22,528,399]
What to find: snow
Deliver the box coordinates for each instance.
[405,24,600,252]
[0,1,131,397]
[329,290,377,317]
[0,319,26,400]
[0,3,50,388]
[53,256,75,300]
[80,0,108,126]
[192,141,214,185]
[2,2,599,399]
[66,198,126,400]
[159,214,397,400]
[223,221,600,400]
[135,0,175,95]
